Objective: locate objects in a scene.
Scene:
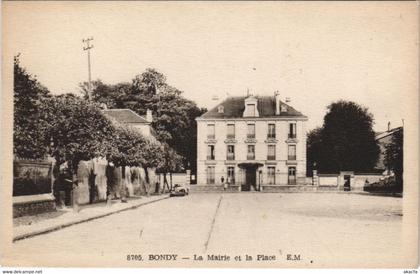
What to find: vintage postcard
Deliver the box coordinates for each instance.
[1,1,418,270]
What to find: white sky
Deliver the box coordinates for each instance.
[4,2,418,132]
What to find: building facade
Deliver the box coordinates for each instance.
[196,93,308,191]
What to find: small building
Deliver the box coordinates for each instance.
[195,93,308,191]
[375,126,403,173]
[102,108,155,140]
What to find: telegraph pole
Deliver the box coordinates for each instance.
[83,37,94,101]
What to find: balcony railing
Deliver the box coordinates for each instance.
[288,155,296,160]
[288,178,297,185]
[247,153,255,160]
[267,134,276,139]
[207,178,215,184]
[226,154,235,160]
[288,133,297,139]
[207,134,215,140]
[267,155,276,160]
[247,134,255,139]
[207,155,215,160]
[226,134,235,139]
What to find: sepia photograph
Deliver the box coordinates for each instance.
[1,1,418,271]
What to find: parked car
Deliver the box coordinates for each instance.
[170,184,189,197]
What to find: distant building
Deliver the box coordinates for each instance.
[195,93,308,191]
[375,126,403,173]
[102,108,156,140]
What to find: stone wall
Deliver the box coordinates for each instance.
[13,159,56,218]
[13,159,53,196]
[13,194,56,218]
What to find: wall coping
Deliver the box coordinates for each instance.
[317,174,340,177]
[13,193,55,205]
[354,173,383,176]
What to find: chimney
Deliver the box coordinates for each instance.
[275,90,281,115]
[146,109,153,123]
[387,122,391,132]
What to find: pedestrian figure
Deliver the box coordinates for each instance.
[221,176,227,191]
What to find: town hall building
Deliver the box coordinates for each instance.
[196,92,308,191]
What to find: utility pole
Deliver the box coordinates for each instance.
[82,37,94,101]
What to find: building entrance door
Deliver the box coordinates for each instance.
[288,167,296,185]
[243,167,256,191]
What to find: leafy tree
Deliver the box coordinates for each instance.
[14,54,51,159]
[306,127,323,176]
[81,68,206,173]
[384,128,403,191]
[156,143,184,191]
[79,80,131,108]
[309,100,380,173]
[42,95,116,174]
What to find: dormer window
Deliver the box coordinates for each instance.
[243,96,259,117]
[247,104,255,116]
[281,104,288,112]
[218,105,224,113]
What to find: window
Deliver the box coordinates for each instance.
[247,124,256,139]
[247,104,256,116]
[281,104,288,112]
[288,167,296,185]
[227,145,235,160]
[247,145,255,160]
[227,167,235,184]
[267,167,276,185]
[288,145,296,160]
[207,124,215,139]
[227,124,235,139]
[267,124,276,139]
[288,123,296,139]
[218,105,224,113]
[207,145,215,160]
[267,145,276,160]
[207,166,215,184]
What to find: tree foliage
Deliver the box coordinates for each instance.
[14,58,170,182]
[14,55,51,159]
[307,100,380,173]
[106,124,163,168]
[42,95,116,172]
[81,68,206,172]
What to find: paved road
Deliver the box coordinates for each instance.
[10,193,404,267]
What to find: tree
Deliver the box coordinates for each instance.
[384,128,403,191]
[79,80,131,108]
[81,68,207,173]
[306,127,323,176]
[156,143,184,191]
[106,124,152,168]
[309,100,380,173]
[14,54,51,159]
[42,95,116,174]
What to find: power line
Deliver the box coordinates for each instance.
[82,37,94,101]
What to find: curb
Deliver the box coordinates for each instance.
[13,195,170,242]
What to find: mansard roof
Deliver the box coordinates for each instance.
[199,96,307,119]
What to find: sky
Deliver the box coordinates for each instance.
[4,2,418,132]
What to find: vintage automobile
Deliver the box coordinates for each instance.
[169,183,189,197]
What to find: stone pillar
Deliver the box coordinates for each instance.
[312,170,319,186]
[186,169,191,186]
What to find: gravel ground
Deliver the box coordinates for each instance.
[8,193,404,267]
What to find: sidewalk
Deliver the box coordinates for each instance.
[13,194,170,242]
